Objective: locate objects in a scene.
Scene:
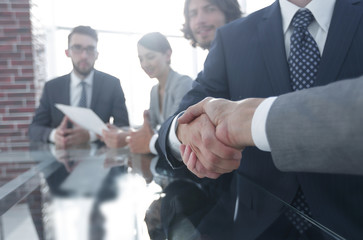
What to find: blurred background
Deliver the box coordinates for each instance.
[0,0,274,150]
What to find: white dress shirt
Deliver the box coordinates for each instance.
[168,0,336,156]
[49,70,97,142]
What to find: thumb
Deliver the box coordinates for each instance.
[143,110,150,124]
[142,110,151,129]
[178,98,210,124]
[59,116,68,128]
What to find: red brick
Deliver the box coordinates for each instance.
[24,52,33,58]
[0,69,18,75]
[3,27,31,35]
[26,100,35,105]
[0,45,14,52]
[7,92,35,98]
[9,108,34,114]
[0,124,15,130]
[21,69,34,75]
[0,132,21,137]
[15,12,30,18]
[16,124,30,129]
[16,44,32,52]
[0,12,13,18]
[3,116,31,121]
[20,35,31,42]
[0,77,12,83]
[14,76,34,82]
[0,100,23,106]
[0,36,17,42]
[0,19,14,25]
[11,60,32,66]
[0,53,21,59]
[11,3,30,9]
[18,19,31,25]
[0,83,28,89]
[0,4,10,10]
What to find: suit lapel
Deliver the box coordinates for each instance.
[91,70,101,110]
[316,0,363,86]
[258,1,292,95]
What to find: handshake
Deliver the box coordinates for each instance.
[177,97,264,179]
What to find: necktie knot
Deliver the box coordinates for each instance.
[80,81,87,87]
[291,9,314,29]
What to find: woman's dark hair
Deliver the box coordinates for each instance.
[182,0,242,48]
[138,32,172,54]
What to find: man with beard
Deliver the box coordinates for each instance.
[182,0,242,50]
[28,26,129,148]
[158,0,363,239]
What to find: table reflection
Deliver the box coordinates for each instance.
[0,143,349,240]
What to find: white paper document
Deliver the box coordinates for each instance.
[55,104,107,135]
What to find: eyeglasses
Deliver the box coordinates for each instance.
[69,45,97,55]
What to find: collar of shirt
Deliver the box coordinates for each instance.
[279,0,336,57]
[280,0,335,34]
[70,70,94,89]
[70,70,94,107]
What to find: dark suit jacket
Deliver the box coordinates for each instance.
[158,0,363,239]
[28,70,129,142]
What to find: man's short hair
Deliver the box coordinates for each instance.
[68,26,98,46]
[182,0,242,48]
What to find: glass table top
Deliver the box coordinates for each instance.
[0,142,355,240]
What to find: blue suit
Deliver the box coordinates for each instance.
[28,70,129,142]
[158,0,363,239]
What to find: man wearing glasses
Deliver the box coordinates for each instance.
[28,26,129,148]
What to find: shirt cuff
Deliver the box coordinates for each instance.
[251,97,277,152]
[149,133,158,155]
[167,112,184,161]
[49,129,56,143]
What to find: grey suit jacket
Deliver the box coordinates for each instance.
[149,69,192,130]
[267,75,363,175]
[28,70,129,142]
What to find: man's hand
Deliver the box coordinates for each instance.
[127,110,154,154]
[179,97,264,149]
[177,113,242,179]
[101,124,129,148]
[64,123,90,145]
[54,116,90,148]
[54,116,69,148]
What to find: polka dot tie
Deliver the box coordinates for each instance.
[285,188,313,234]
[286,9,319,235]
[288,9,321,91]
[78,81,87,108]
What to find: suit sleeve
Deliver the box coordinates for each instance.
[28,83,54,142]
[111,79,129,127]
[148,85,159,130]
[157,30,231,169]
[266,76,363,175]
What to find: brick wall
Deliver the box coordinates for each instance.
[0,0,45,151]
